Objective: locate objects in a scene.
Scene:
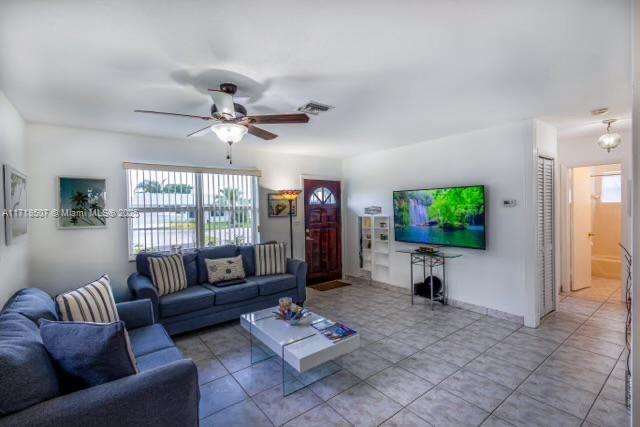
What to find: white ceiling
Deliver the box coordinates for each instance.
[0,0,632,158]
[558,117,632,140]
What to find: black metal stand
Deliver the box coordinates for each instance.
[288,199,294,258]
[409,253,447,310]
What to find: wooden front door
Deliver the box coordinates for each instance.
[304,179,342,284]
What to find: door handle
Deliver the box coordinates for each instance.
[305,228,314,241]
[588,233,595,237]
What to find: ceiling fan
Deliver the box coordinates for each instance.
[135,83,309,163]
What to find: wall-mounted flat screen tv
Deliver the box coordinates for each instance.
[393,185,486,250]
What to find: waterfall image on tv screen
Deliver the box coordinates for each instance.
[393,185,486,249]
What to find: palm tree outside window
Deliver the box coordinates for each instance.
[125,166,259,259]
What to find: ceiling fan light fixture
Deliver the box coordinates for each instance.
[597,119,621,153]
[210,122,247,144]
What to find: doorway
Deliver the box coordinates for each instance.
[568,163,623,300]
[303,179,342,285]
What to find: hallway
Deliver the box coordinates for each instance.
[566,277,624,305]
[551,276,630,425]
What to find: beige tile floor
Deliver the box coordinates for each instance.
[175,276,630,426]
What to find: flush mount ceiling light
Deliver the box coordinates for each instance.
[597,119,622,153]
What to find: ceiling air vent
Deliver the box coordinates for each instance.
[297,101,334,115]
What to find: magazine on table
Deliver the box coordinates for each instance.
[320,324,357,342]
[311,317,357,342]
[311,318,335,331]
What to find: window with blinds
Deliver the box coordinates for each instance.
[124,163,260,259]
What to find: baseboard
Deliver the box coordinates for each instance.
[344,275,412,295]
[447,298,524,325]
[344,274,524,326]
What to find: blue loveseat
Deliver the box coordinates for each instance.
[0,288,199,427]
[128,244,307,335]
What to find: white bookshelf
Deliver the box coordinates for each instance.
[359,215,390,283]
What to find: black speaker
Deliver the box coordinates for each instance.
[414,276,442,298]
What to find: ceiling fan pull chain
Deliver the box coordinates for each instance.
[226,141,233,164]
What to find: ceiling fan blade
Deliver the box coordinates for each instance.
[208,90,236,118]
[134,110,212,120]
[247,125,278,140]
[187,124,214,138]
[246,113,309,124]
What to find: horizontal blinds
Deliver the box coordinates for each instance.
[123,162,261,177]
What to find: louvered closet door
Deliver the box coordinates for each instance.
[537,157,555,317]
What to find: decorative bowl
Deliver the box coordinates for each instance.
[288,311,313,326]
[274,304,312,326]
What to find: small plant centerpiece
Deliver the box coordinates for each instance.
[274,297,311,325]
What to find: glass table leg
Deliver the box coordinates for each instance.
[280,339,340,397]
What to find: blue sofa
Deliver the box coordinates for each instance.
[0,288,199,427]
[128,244,308,335]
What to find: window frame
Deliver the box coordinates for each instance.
[124,163,260,260]
[600,173,622,204]
[309,186,337,205]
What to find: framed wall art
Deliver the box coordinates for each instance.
[57,176,107,229]
[268,193,297,217]
[3,165,27,245]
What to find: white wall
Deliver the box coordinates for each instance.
[342,121,535,320]
[26,123,341,300]
[558,126,632,294]
[0,91,29,305]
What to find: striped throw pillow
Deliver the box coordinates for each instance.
[255,243,287,276]
[148,254,187,296]
[56,274,119,323]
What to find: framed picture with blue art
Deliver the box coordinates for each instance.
[57,177,107,229]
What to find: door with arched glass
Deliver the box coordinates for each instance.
[303,179,342,284]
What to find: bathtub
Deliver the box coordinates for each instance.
[591,254,622,279]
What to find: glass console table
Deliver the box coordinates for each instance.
[397,249,462,309]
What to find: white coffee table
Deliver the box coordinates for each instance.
[240,307,360,395]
